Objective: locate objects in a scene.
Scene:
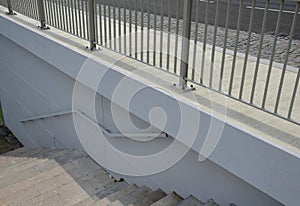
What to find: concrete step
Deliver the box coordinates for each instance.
[3,163,105,205]
[178,195,204,206]
[76,169,116,197]
[1,147,37,156]
[130,188,167,206]
[72,196,98,206]
[0,148,70,178]
[0,148,209,206]
[96,182,129,200]
[0,156,67,189]
[0,147,54,169]
[150,192,183,206]
[94,184,138,206]
[0,147,45,167]
[0,161,73,198]
[74,182,131,206]
[0,147,62,169]
[0,154,114,205]
[0,150,87,197]
[203,199,219,206]
[108,186,152,206]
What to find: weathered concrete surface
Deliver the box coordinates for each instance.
[0,147,209,206]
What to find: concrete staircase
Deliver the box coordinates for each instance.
[0,147,219,206]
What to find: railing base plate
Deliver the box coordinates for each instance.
[6,11,16,15]
[173,83,196,93]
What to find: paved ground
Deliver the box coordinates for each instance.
[104,3,300,68]
[101,0,300,39]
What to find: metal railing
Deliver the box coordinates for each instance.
[1,0,300,125]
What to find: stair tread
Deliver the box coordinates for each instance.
[0,148,206,206]
[0,147,64,169]
[108,185,152,206]
[96,182,129,199]
[0,147,45,167]
[94,184,138,206]
[150,192,182,206]
[1,147,37,156]
[0,148,71,178]
[0,152,113,205]
[72,196,97,206]
[0,149,86,193]
[130,188,167,206]
[203,199,219,206]
[178,195,204,206]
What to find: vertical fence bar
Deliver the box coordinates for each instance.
[135,0,138,58]
[239,0,256,99]
[68,0,72,33]
[173,0,180,74]
[78,0,82,38]
[219,0,231,91]
[54,0,59,28]
[166,0,171,71]
[113,0,117,50]
[228,0,244,95]
[44,0,50,24]
[140,0,144,61]
[83,1,86,38]
[6,0,15,15]
[274,2,299,114]
[153,0,157,65]
[250,0,270,103]
[60,0,64,30]
[49,0,55,25]
[159,0,164,68]
[146,0,150,63]
[23,0,28,17]
[261,0,283,108]
[288,68,300,119]
[33,0,38,19]
[71,0,76,35]
[103,1,107,44]
[88,0,96,50]
[96,2,103,46]
[210,0,220,88]
[31,0,36,19]
[200,0,210,84]
[129,0,132,56]
[37,0,49,29]
[13,0,18,15]
[86,0,90,39]
[118,0,122,52]
[62,0,67,31]
[191,0,200,81]
[98,2,103,45]
[95,1,98,43]
[179,0,192,89]
[123,0,127,54]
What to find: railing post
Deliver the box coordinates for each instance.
[6,0,15,15]
[179,0,193,90]
[88,0,96,50]
[37,0,49,29]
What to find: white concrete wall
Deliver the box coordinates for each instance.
[1,12,299,205]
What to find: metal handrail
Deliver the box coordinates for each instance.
[1,0,300,125]
[20,110,167,139]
